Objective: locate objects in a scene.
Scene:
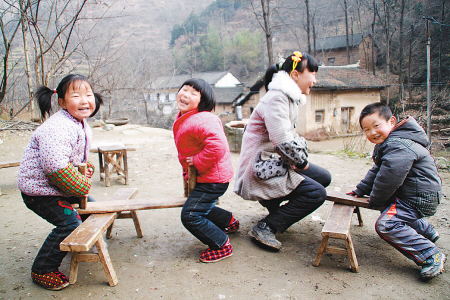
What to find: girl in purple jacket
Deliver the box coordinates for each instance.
[17,74,103,290]
[173,78,238,263]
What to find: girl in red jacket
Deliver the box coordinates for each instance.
[173,78,238,263]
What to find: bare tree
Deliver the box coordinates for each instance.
[305,0,311,53]
[0,1,21,106]
[248,0,275,65]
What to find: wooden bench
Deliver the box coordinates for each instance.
[90,146,136,187]
[313,203,359,272]
[60,188,138,286]
[60,166,197,286]
[313,187,371,273]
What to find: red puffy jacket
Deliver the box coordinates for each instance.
[173,110,234,183]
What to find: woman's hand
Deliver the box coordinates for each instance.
[186,156,194,166]
[292,162,309,171]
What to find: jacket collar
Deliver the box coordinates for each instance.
[267,71,307,105]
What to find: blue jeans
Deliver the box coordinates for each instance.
[22,193,95,274]
[181,183,231,249]
[376,198,439,264]
[262,163,331,233]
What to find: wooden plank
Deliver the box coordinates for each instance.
[76,197,187,214]
[107,188,138,201]
[60,213,119,252]
[326,189,371,209]
[90,146,136,153]
[0,161,20,169]
[322,203,355,239]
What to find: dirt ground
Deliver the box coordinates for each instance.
[0,124,449,300]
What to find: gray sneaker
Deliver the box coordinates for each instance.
[420,252,446,280]
[248,220,282,250]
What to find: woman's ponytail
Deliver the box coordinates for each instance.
[35,86,57,119]
[264,64,279,91]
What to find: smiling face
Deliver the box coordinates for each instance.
[176,85,201,115]
[58,81,96,122]
[361,112,396,144]
[291,68,316,95]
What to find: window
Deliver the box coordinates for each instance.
[328,57,335,66]
[315,110,324,123]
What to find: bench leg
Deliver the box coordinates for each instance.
[354,207,363,226]
[106,222,114,239]
[130,211,143,238]
[313,235,329,267]
[69,252,80,284]
[95,235,118,286]
[345,234,359,273]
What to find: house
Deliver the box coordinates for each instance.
[235,64,386,137]
[149,71,244,120]
[314,32,377,71]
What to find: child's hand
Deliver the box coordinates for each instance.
[85,167,94,178]
[186,156,194,166]
[346,191,358,197]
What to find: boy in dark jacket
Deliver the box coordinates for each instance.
[348,102,445,280]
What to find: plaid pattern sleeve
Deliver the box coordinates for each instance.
[87,161,95,174]
[48,163,91,197]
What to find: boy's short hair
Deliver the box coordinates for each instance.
[359,102,393,128]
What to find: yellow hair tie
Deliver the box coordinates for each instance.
[291,51,303,74]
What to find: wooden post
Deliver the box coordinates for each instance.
[184,166,197,197]
[78,163,88,209]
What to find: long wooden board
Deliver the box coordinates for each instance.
[326,189,371,209]
[0,161,20,169]
[75,197,187,214]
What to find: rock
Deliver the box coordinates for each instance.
[92,119,106,127]
[102,124,115,131]
[435,157,449,171]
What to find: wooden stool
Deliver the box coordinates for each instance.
[313,203,360,273]
[95,146,136,187]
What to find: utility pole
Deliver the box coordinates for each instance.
[424,17,431,141]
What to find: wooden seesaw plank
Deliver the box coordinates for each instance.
[74,197,187,214]
[326,189,371,209]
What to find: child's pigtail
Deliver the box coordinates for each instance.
[35,86,57,119]
[90,92,104,117]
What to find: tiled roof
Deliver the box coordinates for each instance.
[151,71,229,90]
[315,33,369,51]
[314,66,386,90]
[213,86,245,104]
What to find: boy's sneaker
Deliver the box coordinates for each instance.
[224,216,240,234]
[31,270,69,291]
[420,252,446,280]
[248,220,282,250]
[200,238,233,263]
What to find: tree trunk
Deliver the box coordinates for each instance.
[20,0,35,117]
[398,0,405,102]
[344,0,350,64]
[261,0,273,66]
[371,0,376,75]
[305,0,311,54]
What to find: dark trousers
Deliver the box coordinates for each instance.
[181,183,232,249]
[23,193,94,274]
[261,163,331,233]
[376,198,439,264]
